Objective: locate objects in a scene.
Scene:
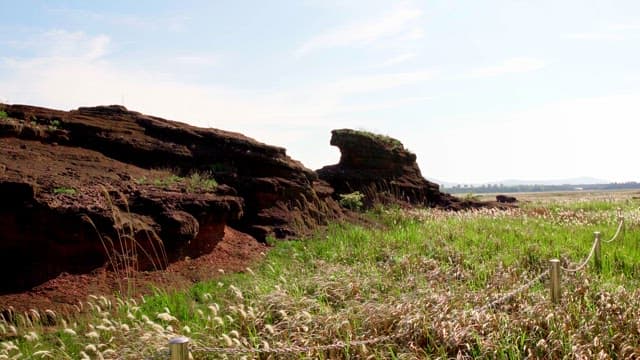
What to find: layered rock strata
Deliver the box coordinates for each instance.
[0,104,341,292]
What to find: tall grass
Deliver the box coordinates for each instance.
[2,196,640,358]
[83,188,168,297]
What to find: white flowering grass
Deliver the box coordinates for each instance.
[2,192,640,358]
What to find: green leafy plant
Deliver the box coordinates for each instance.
[349,128,404,150]
[0,110,7,119]
[136,171,217,192]
[153,174,181,187]
[48,119,61,130]
[53,187,77,195]
[135,176,147,185]
[186,171,218,192]
[339,191,365,210]
[464,192,480,201]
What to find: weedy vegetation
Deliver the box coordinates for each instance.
[349,128,404,150]
[53,187,77,196]
[2,192,640,358]
[463,192,481,201]
[186,171,218,192]
[152,174,182,188]
[48,119,61,130]
[338,191,365,210]
[83,189,168,298]
[135,171,217,192]
[0,110,7,119]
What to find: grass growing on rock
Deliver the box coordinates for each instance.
[53,187,77,196]
[2,195,640,358]
[135,171,218,193]
[345,129,404,150]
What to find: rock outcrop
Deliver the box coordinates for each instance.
[0,137,244,293]
[496,194,517,203]
[0,104,341,293]
[1,104,341,238]
[317,129,477,209]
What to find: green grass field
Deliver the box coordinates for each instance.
[2,192,640,359]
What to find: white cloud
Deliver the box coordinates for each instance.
[609,24,640,31]
[85,35,111,60]
[172,54,219,66]
[1,61,434,126]
[0,29,435,127]
[294,3,423,56]
[6,30,111,61]
[0,27,440,169]
[337,95,433,113]
[396,27,424,41]
[47,7,190,32]
[372,52,416,68]
[326,70,434,94]
[3,52,438,170]
[564,32,624,41]
[466,57,546,78]
[564,23,640,41]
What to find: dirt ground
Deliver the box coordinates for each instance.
[0,226,267,316]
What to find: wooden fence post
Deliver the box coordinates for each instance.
[549,259,561,304]
[593,231,602,272]
[169,336,190,360]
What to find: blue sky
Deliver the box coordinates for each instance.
[2,1,640,183]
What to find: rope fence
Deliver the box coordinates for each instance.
[560,232,601,273]
[188,332,407,356]
[475,269,550,313]
[603,214,624,243]
[166,211,627,359]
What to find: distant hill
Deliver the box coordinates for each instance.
[440,180,640,194]
[429,176,640,194]
[429,177,610,188]
[497,177,610,186]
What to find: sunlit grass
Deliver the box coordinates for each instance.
[2,195,640,358]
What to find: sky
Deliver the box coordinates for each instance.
[1,0,640,184]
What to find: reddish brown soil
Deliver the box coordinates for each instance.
[0,226,267,316]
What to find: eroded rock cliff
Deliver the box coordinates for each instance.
[317,129,485,209]
[0,104,341,292]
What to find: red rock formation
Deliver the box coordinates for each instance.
[317,129,502,210]
[1,104,341,239]
[496,194,518,203]
[0,103,341,293]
